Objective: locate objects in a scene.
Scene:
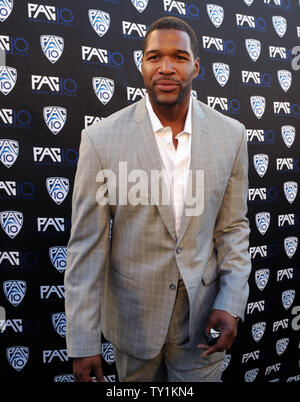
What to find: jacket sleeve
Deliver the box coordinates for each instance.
[212,124,251,321]
[64,128,111,357]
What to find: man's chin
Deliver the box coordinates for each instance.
[151,93,182,107]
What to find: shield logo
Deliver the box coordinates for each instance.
[212,63,230,86]
[251,322,266,342]
[253,154,268,177]
[101,342,115,364]
[272,16,287,37]
[255,213,270,235]
[245,39,261,62]
[51,312,66,337]
[284,181,298,204]
[245,369,259,382]
[93,77,114,105]
[206,4,224,28]
[221,354,231,372]
[250,96,265,119]
[134,50,143,73]
[284,236,298,258]
[0,210,23,239]
[88,9,110,37]
[0,0,13,22]
[0,139,19,168]
[131,0,148,13]
[0,66,17,95]
[244,0,254,5]
[276,338,289,356]
[6,346,29,372]
[255,269,270,291]
[43,106,67,135]
[46,177,69,205]
[277,70,292,92]
[282,289,295,310]
[49,247,67,273]
[281,125,295,148]
[3,280,26,306]
[40,35,64,64]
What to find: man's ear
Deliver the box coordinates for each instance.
[193,57,200,78]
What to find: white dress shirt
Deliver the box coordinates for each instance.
[145,94,192,237]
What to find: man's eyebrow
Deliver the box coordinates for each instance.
[144,49,191,56]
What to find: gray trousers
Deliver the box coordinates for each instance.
[113,279,224,382]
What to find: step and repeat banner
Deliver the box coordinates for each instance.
[0,0,300,383]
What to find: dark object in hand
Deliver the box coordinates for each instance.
[204,328,221,346]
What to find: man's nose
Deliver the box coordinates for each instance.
[159,57,175,74]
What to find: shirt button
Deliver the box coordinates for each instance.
[170,284,176,291]
[176,247,182,254]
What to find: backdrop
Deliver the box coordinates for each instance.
[0,0,299,383]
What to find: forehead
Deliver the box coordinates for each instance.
[145,29,192,53]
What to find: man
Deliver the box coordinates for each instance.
[64,16,251,382]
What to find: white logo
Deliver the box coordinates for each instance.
[49,246,67,273]
[245,39,261,61]
[40,35,64,63]
[6,346,29,371]
[245,368,259,382]
[207,4,224,28]
[0,0,13,22]
[255,212,270,235]
[0,139,19,168]
[51,312,66,337]
[253,154,268,177]
[250,96,265,119]
[272,16,287,37]
[43,106,67,135]
[212,63,230,86]
[0,66,17,95]
[3,280,26,306]
[277,70,292,92]
[255,269,270,290]
[134,50,143,73]
[46,177,69,205]
[284,236,298,258]
[284,181,297,204]
[88,9,110,37]
[282,289,295,309]
[93,77,114,105]
[252,322,266,342]
[281,125,295,148]
[244,0,254,5]
[131,0,148,13]
[0,210,23,238]
[276,338,289,355]
[101,342,115,364]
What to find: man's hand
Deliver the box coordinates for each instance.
[197,309,238,357]
[73,355,104,382]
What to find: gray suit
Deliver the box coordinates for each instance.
[64,97,251,364]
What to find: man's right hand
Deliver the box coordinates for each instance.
[73,355,104,382]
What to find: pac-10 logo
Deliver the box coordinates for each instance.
[0,210,23,238]
[0,66,17,95]
[202,36,236,56]
[46,177,69,205]
[0,0,14,22]
[27,3,74,25]
[6,346,29,372]
[163,0,200,19]
[0,109,32,129]
[31,75,77,96]
[0,139,19,168]
[0,35,29,56]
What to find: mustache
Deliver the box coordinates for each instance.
[153,78,180,85]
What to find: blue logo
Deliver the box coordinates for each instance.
[272,15,287,37]
[0,0,13,22]
[49,246,67,273]
[88,9,110,37]
[3,280,26,306]
[281,125,295,148]
[253,154,269,177]
[284,236,298,258]
[40,35,64,64]
[255,212,270,235]
[255,269,270,290]
[207,4,224,28]
[0,66,17,95]
[245,39,261,61]
[277,69,292,92]
[282,289,295,310]
[0,139,19,168]
[131,0,148,13]
[93,77,114,105]
[250,96,265,119]
[43,106,67,135]
[284,181,297,204]
[46,177,69,205]
[0,210,23,238]
[134,50,143,73]
[51,312,66,337]
[6,346,29,372]
[212,62,230,86]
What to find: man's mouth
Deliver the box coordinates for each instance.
[154,80,179,92]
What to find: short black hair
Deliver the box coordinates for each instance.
[142,16,199,59]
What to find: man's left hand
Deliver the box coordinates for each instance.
[197,309,238,357]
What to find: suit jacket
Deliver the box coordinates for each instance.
[64,97,251,359]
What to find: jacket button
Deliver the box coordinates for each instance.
[170,284,176,291]
[176,247,182,254]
